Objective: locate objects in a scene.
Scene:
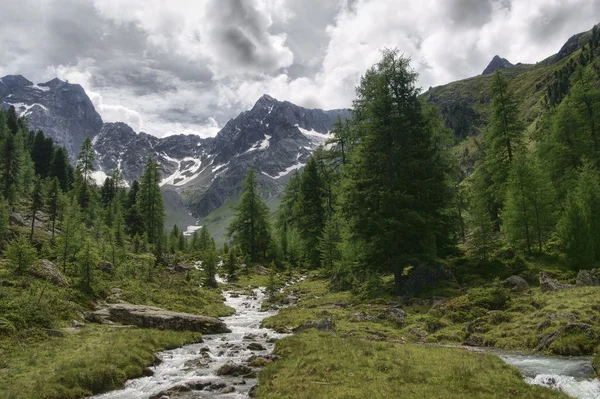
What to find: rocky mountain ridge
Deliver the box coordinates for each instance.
[0,74,349,229]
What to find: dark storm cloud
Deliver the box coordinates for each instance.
[447,0,494,27]
[205,0,292,73]
[0,0,598,137]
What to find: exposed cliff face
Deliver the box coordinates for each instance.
[482,55,513,75]
[93,96,350,219]
[0,75,103,159]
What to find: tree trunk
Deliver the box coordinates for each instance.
[394,266,403,297]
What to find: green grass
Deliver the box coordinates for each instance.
[256,330,568,399]
[0,325,202,399]
[263,274,600,355]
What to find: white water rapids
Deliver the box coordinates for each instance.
[499,353,600,399]
[91,277,297,399]
[90,273,599,399]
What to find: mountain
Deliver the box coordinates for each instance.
[424,22,600,175]
[482,55,513,75]
[92,95,350,233]
[0,75,103,159]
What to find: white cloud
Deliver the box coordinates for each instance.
[1,0,599,139]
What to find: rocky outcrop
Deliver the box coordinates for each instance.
[348,312,379,323]
[576,269,600,286]
[504,275,529,291]
[535,323,595,352]
[539,272,573,292]
[482,55,513,75]
[90,303,230,334]
[30,259,68,286]
[0,75,103,160]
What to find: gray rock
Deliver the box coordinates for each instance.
[217,362,252,377]
[70,320,85,328]
[247,342,266,351]
[30,259,68,286]
[504,275,529,291]
[9,212,26,226]
[576,269,600,286]
[539,272,573,292]
[99,260,114,273]
[91,303,229,333]
[293,317,336,333]
[378,307,407,326]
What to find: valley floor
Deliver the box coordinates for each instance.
[1,265,598,399]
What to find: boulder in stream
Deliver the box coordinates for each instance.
[91,303,230,333]
[217,362,253,377]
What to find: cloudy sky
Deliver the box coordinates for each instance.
[1,0,599,137]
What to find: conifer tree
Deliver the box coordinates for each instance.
[57,197,82,273]
[139,157,165,245]
[74,137,96,210]
[296,157,325,267]
[28,178,45,241]
[0,129,24,204]
[49,147,71,191]
[226,247,237,279]
[0,194,9,243]
[318,218,340,272]
[5,236,37,274]
[557,162,600,268]
[46,177,61,242]
[31,130,54,177]
[78,237,99,293]
[485,72,525,203]
[228,169,271,261]
[502,155,556,253]
[340,49,451,296]
[125,179,144,236]
[203,247,218,288]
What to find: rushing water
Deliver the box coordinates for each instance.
[498,353,600,399]
[92,277,295,399]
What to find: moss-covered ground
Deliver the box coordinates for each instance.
[256,330,568,399]
[0,325,201,399]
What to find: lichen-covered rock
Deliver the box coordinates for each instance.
[378,307,407,326]
[539,272,573,292]
[504,275,529,291]
[576,269,600,286]
[30,259,68,286]
[91,303,229,333]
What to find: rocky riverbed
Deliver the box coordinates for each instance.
[91,278,302,399]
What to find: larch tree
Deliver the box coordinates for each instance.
[139,157,165,245]
[228,169,271,261]
[485,72,525,204]
[340,49,451,296]
[296,157,325,268]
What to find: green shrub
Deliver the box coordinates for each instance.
[467,286,510,310]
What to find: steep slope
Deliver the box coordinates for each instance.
[424,22,600,142]
[0,75,103,158]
